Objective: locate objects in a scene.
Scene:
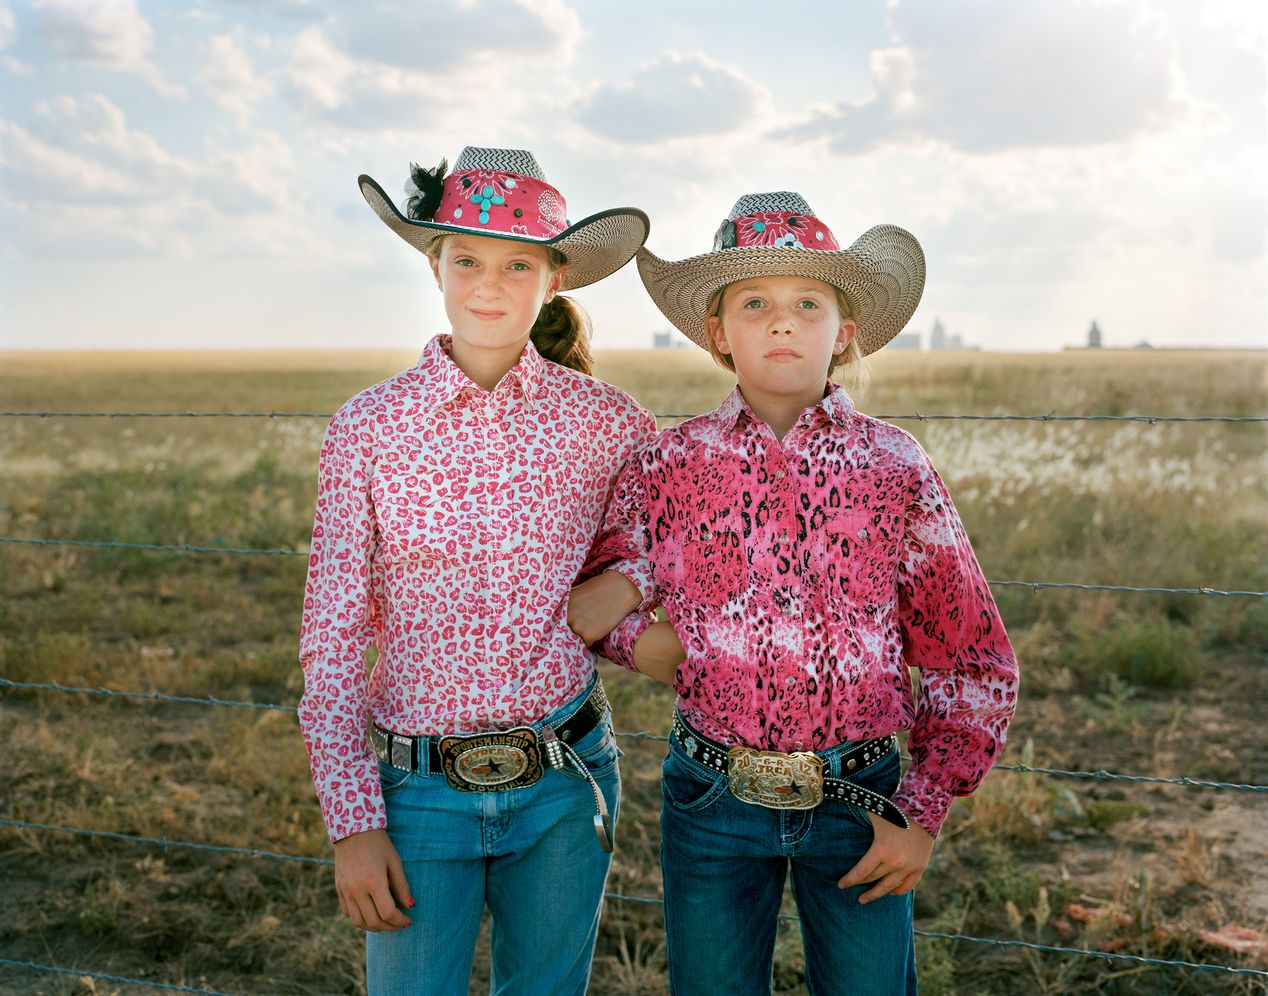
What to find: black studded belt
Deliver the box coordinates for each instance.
[671,712,909,830]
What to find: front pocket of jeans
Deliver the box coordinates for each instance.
[851,749,901,797]
[661,751,729,813]
[377,760,413,795]
[839,750,901,829]
[573,723,622,774]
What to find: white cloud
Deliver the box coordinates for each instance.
[335,0,581,72]
[31,0,185,95]
[201,34,273,126]
[217,0,324,22]
[0,119,137,199]
[282,1,582,133]
[35,94,195,186]
[575,51,769,143]
[780,0,1181,153]
[204,128,295,214]
[0,1,15,49]
[33,0,152,68]
[284,26,436,131]
[0,95,307,259]
[1199,0,1268,51]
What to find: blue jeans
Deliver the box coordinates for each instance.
[659,732,917,996]
[366,679,621,996]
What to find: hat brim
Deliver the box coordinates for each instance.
[636,225,925,356]
[359,175,650,291]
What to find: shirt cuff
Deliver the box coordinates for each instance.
[314,756,388,844]
[329,813,388,845]
[605,560,656,613]
[599,610,656,673]
[891,765,955,838]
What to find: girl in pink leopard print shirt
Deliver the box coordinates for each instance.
[572,190,1018,995]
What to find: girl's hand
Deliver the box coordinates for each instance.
[632,621,685,684]
[837,814,934,904]
[333,828,413,931]
[567,570,643,645]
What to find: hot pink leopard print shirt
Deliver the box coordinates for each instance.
[299,335,656,842]
[588,386,1018,837]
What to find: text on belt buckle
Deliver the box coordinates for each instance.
[438,727,543,793]
[727,747,824,810]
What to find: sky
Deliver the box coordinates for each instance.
[0,0,1265,352]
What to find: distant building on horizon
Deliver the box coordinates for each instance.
[925,318,976,351]
[652,329,689,349]
[890,332,921,350]
[1088,320,1103,348]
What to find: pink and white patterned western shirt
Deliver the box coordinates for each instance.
[299,335,656,842]
[587,385,1018,837]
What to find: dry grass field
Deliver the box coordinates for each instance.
[1,347,1265,995]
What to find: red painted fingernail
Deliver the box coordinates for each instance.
[407,897,415,907]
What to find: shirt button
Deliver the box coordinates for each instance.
[777,532,790,544]
[774,469,787,479]
[785,676,796,687]
[793,741,805,751]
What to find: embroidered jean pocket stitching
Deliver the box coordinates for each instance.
[377,759,413,794]
[662,751,730,813]
[574,723,621,773]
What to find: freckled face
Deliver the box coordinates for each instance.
[429,235,565,355]
[707,274,855,403]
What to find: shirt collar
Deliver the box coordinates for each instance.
[715,386,752,431]
[417,334,545,412]
[817,383,856,426]
[714,382,856,433]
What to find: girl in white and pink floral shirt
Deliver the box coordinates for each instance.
[573,191,1018,995]
[298,147,653,996]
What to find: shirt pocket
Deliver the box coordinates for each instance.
[817,508,901,610]
[375,496,486,570]
[677,509,749,608]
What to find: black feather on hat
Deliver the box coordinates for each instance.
[404,159,447,221]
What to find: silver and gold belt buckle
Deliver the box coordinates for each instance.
[727,747,825,810]
[437,727,543,793]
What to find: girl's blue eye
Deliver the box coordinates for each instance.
[509,261,530,271]
[798,299,818,309]
[742,298,764,309]
[454,257,475,267]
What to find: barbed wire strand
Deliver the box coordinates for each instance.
[0,959,236,996]
[0,536,305,557]
[0,679,293,712]
[1,410,1265,424]
[3,678,1266,793]
[2,818,1263,979]
[3,537,1263,598]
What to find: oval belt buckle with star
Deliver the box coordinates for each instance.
[438,728,542,792]
[727,747,825,810]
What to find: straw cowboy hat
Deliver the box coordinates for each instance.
[637,191,925,355]
[359,146,649,290]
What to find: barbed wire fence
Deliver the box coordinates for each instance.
[2,408,1266,993]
